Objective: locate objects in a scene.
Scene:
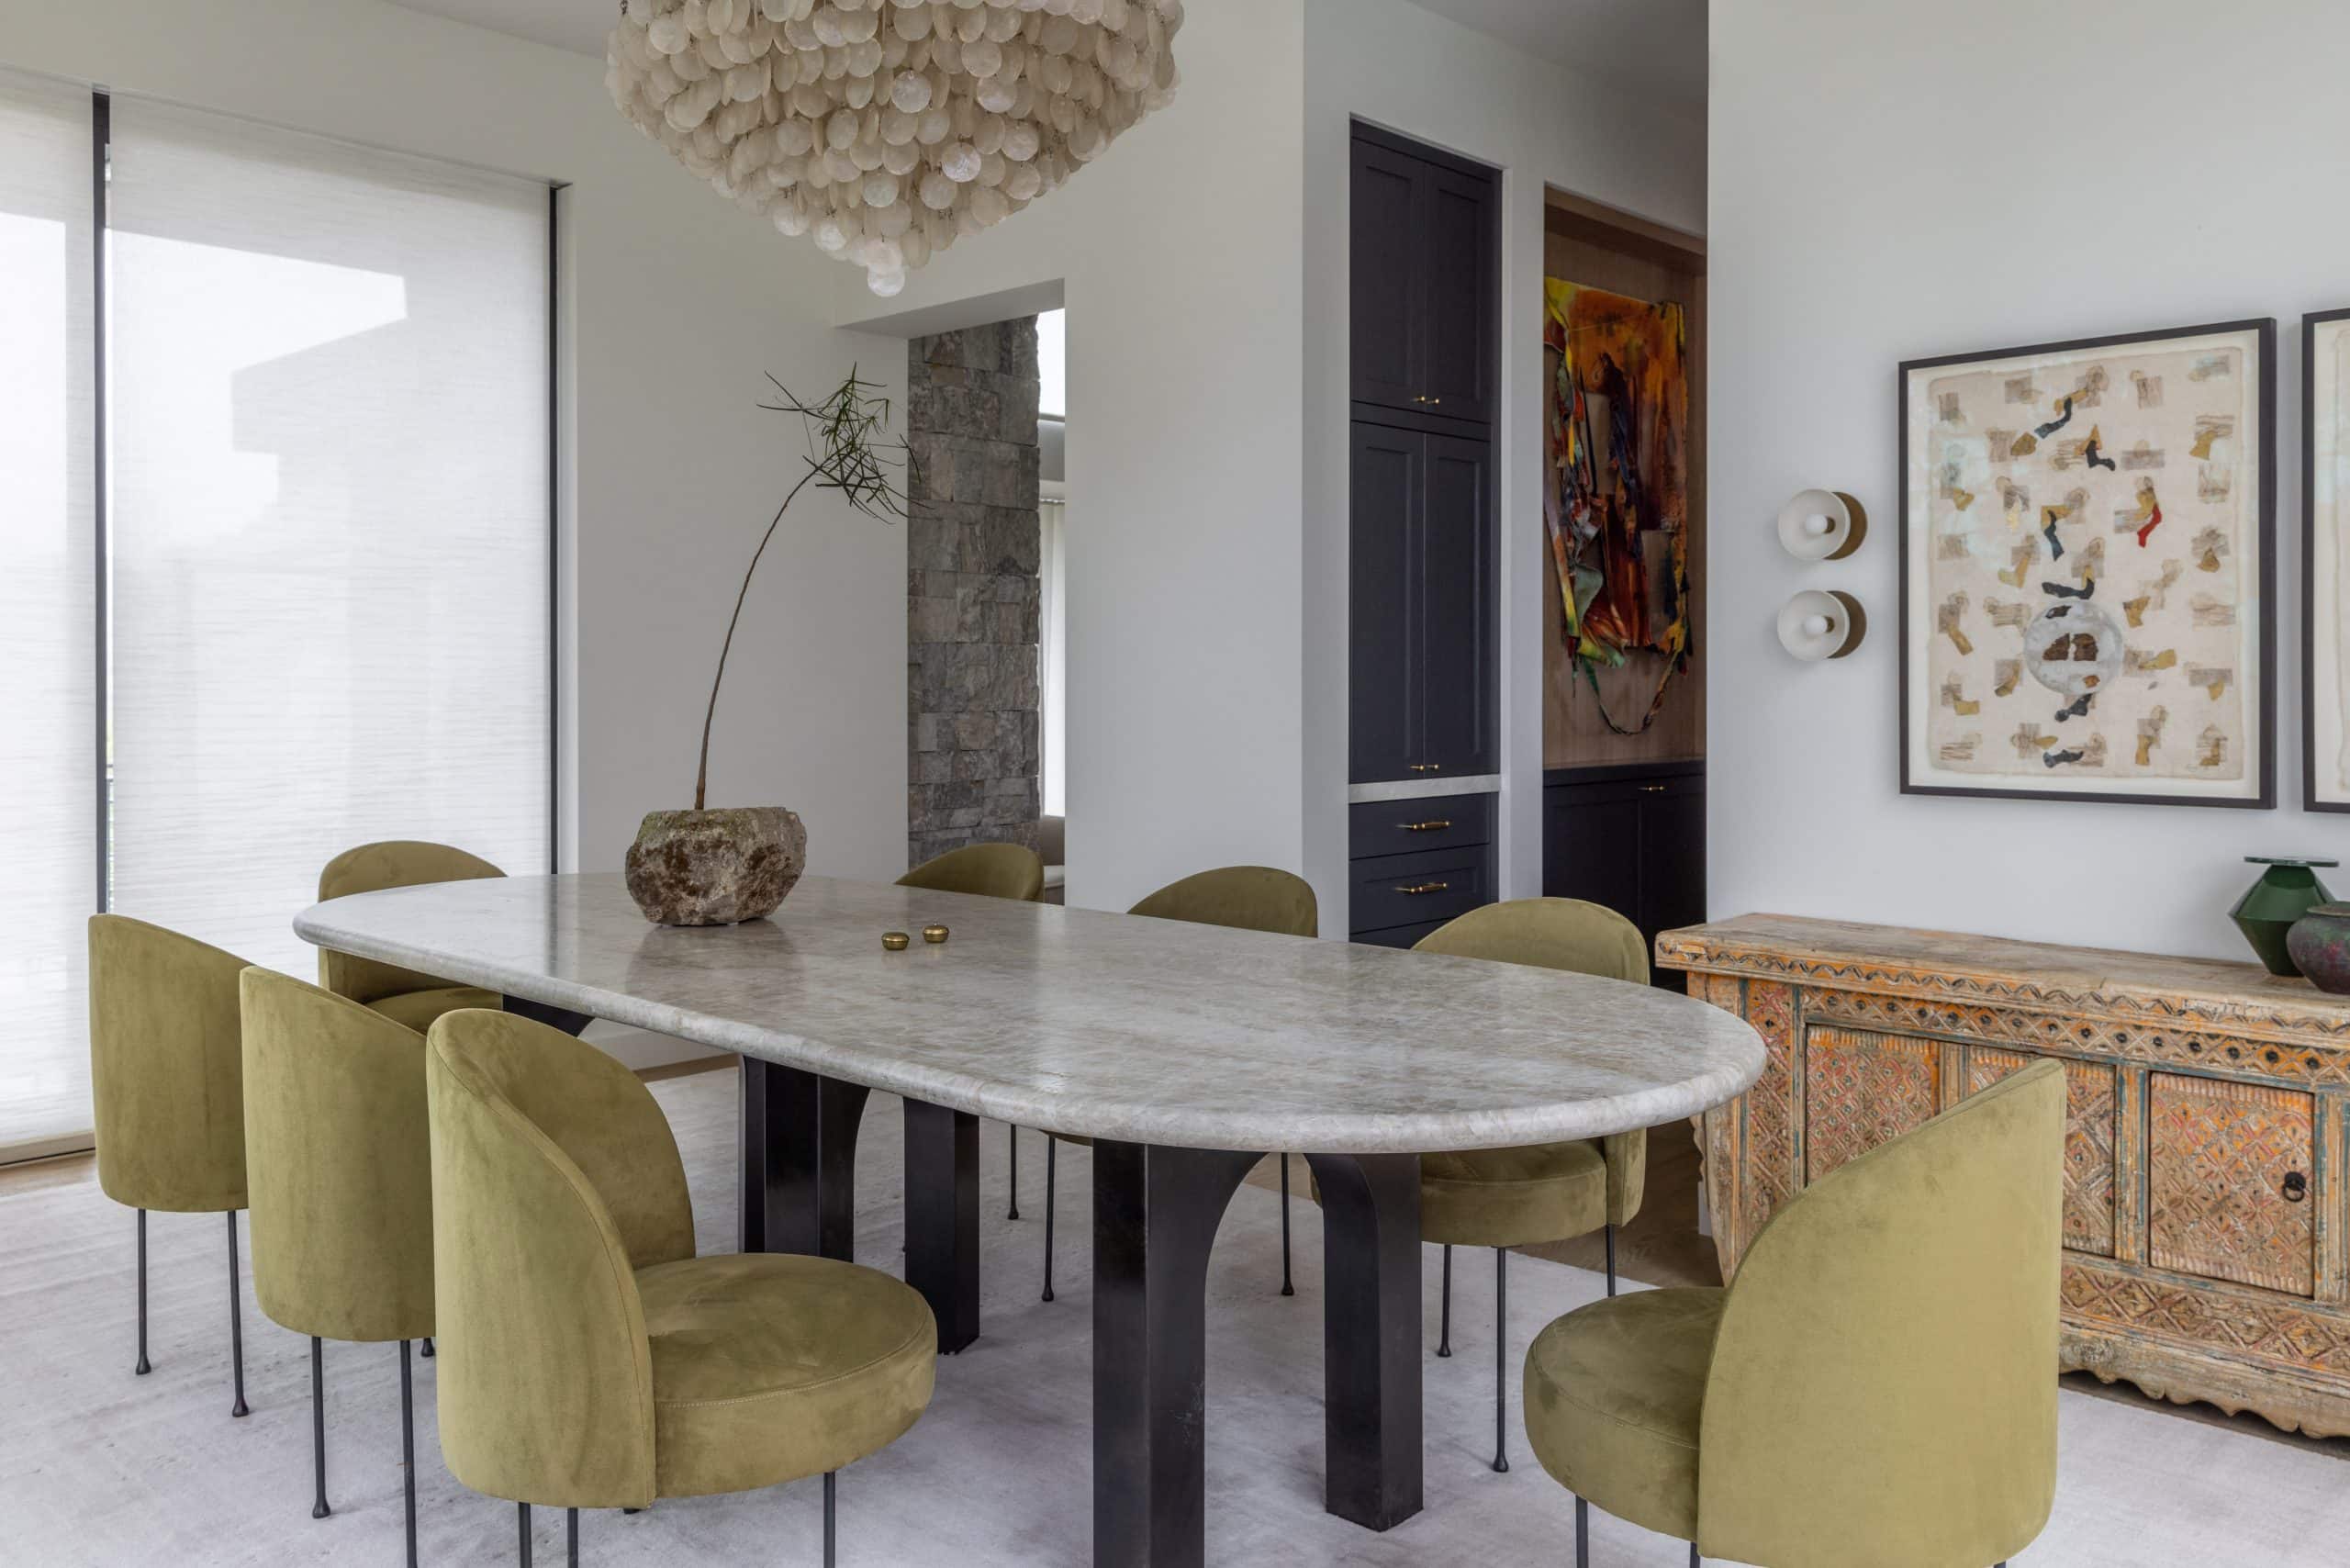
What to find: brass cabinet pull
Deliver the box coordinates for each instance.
[1639,783,1668,793]
[2284,1171,2310,1204]
[1396,881,1450,896]
[1408,763,1443,773]
[1409,394,1446,407]
[1401,819,1453,833]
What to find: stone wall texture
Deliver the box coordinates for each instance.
[906,319,1042,868]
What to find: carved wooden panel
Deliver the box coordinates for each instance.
[1743,981,1799,1242]
[2148,1073,2316,1297]
[1972,1048,2119,1257]
[1804,1025,1942,1182]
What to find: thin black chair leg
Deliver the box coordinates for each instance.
[1492,1248,1509,1473]
[1436,1244,1452,1357]
[400,1343,418,1568]
[134,1209,151,1376]
[1605,1222,1618,1298]
[566,1507,578,1567]
[1575,1496,1589,1567]
[421,1336,434,1359]
[518,1501,532,1566]
[228,1212,250,1417]
[1279,1154,1295,1296]
[823,1472,837,1568]
[310,1337,331,1518]
[1691,1545,1702,1566]
[1042,1137,1058,1303]
[1006,1125,1020,1220]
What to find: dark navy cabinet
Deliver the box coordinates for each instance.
[1348,124,1501,944]
[1542,762,1707,987]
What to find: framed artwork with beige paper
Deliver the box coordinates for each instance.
[1900,319,2277,807]
[2305,308,2350,812]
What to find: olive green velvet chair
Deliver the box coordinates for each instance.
[1525,1058,2063,1568]
[1317,898,1651,1473]
[427,1007,937,1566]
[318,841,505,1033]
[899,842,1046,1223]
[241,968,435,1559]
[87,913,256,1418]
[1039,867,1320,1302]
[896,842,1045,902]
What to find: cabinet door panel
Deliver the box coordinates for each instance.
[1639,777,1707,939]
[1542,779,1642,928]
[1805,1026,1944,1182]
[2148,1073,2316,1296]
[1419,164,1497,426]
[1349,424,1421,782]
[1349,139,1424,414]
[1971,1048,2119,1257]
[1416,433,1494,775]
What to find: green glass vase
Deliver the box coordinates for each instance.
[2232,857,2341,977]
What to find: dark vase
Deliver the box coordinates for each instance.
[2231,857,2341,977]
[2287,904,2350,995]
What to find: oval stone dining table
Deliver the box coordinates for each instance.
[296,872,1765,1568]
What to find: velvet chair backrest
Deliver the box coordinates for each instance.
[1126,866,1319,937]
[1696,1058,2064,1568]
[87,913,251,1215]
[425,1009,691,1510]
[897,842,1046,902]
[317,841,505,1003]
[241,968,434,1344]
[1411,898,1649,984]
[1411,897,1650,1221]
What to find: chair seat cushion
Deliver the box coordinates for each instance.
[367,987,501,1034]
[1419,1138,1608,1249]
[1524,1286,1725,1541]
[635,1252,936,1498]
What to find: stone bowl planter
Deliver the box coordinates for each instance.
[624,806,806,927]
[2287,904,2350,996]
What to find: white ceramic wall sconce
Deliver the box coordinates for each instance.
[1775,488,1868,561]
[1777,589,1866,660]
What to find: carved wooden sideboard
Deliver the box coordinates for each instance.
[1658,914,2350,1439]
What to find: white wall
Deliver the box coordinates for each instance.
[1710,0,2350,958]
[1303,0,1706,929]
[836,0,1310,915]
[0,0,909,893]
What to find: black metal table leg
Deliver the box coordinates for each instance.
[1303,1152,1424,1532]
[740,1059,870,1259]
[1092,1140,1259,1568]
[500,994,595,1037]
[902,1098,980,1353]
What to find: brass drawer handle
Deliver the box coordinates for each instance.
[1639,784,1668,793]
[1408,763,1443,773]
[2283,1171,2310,1204]
[1401,819,1453,833]
[1397,881,1451,896]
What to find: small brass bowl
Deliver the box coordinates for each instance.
[881,931,912,951]
[922,924,950,945]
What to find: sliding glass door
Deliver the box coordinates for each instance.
[0,73,98,1156]
[0,81,554,1156]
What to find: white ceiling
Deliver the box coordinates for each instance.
[1404,0,1706,110]
[382,0,1707,110]
[388,0,613,56]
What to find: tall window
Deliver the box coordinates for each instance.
[0,78,554,1157]
[1037,309,1068,819]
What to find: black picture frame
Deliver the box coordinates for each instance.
[1898,317,2277,809]
[2304,308,2350,813]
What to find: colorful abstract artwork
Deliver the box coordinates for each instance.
[2306,309,2350,812]
[1901,320,2275,807]
[1544,279,1690,734]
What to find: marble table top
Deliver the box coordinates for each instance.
[295,874,1766,1154]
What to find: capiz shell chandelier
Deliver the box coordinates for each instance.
[607,0,1185,297]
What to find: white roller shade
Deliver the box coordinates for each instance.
[106,101,551,980]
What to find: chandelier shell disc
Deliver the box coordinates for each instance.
[609,0,1186,297]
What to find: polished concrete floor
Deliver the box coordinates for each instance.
[5,1066,2347,1566]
